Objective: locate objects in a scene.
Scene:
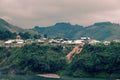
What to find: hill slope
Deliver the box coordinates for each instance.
[34,22,84,39]
[82,22,120,40]
[33,22,120,40]
[0,18,24,33]
[0,18,42,40]
[0,18,40,35]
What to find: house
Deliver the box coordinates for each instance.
[4,39,24,47]
[103,41,110,45]
[89,39,101,45]
[14,39,24,47]
[81,37,90,40]
[4,40,15,47]
[49,39,60,44]
[113,39,120,43]
[73,40,84,45]
[61,40,73,44]
[81,37,90,44]
[36,39,45,44]
[25,39,34,44]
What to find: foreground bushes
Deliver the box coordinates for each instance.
[0,43,69,73]
[66,43,120,78]
[0,42,120,78]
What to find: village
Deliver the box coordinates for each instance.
[0,35,120,48]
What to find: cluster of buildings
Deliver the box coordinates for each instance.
[0,35,120,48]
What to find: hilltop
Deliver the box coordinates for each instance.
[33,22,120,41]
[34,22,84,39]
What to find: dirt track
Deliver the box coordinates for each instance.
[66,45,83,63]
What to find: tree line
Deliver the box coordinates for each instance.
[0,42,119,78]
[0,30,41,40]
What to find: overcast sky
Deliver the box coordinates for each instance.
[0,0,120,28]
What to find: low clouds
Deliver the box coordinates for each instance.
[0,0,120,28]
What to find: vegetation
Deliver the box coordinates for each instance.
[0,42,120,78]
[0,18,42,40]
[33,22,120,40]
[0,43,71,74]
[33,23,84,39]
[65,43,120,78]
[0,31,17,40]
[0,31,41,40]
[0,18,24,32]
[18,32,41,39]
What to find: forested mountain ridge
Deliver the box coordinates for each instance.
[34,22,84,39]
[33,22,120,41]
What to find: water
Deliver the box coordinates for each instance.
[0,75,116,80]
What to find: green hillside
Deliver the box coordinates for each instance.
[0,18,42,40]
[0,18,41,35]
[34,23,84,39]
[82,22,120,40]
[33,22,120,41]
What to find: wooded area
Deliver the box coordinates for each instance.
[0,42,120,78]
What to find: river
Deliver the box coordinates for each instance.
[0,75,116,80]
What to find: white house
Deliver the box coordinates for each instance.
[61,40,73,44]
[4,39,24,47]
[15,39,24,44]
[4,40,15,47]
[103,41,110,45]
[73,40,84,44]
[89,39,101,45]
[37,39,45,43]
[81,37,90,40]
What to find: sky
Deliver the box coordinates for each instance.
[0,0,120,28]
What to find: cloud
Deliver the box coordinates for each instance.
[0,0,120,28]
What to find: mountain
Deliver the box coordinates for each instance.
[0,18,25,33]
[0,18,42,40]
[33,22,120,41]
[34,22,84,39]
[0,18,40,34]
